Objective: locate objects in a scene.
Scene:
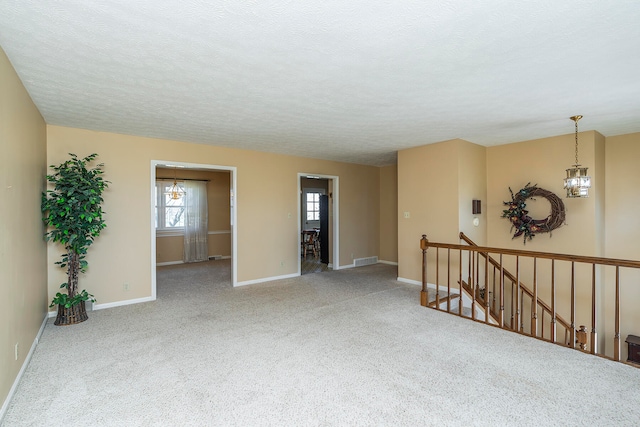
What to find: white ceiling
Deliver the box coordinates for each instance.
[1,1,639,166]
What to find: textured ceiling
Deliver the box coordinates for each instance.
[1,1,640,166]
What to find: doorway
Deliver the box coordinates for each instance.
[298,174,339,275]
[151,160,238,300]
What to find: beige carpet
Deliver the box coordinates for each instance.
[3,262,640,426]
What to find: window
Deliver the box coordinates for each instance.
[155,180,185,230]
[306,192,320,221]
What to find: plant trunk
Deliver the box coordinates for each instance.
[67,249,80,298]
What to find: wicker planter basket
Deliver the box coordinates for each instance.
[54,301,88,326]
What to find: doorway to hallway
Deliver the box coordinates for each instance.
[298,174,339,275]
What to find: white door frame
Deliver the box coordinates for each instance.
[297,173,339,274]
[151,160,238,300]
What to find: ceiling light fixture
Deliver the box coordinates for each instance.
[167,167,184,200]
[563,115,591,198]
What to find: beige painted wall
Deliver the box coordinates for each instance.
[379,164,398,263]
[398,139,461,281]
[604,133,640,359]
[487,132,605,347]
[46,125,381,305]
[0,47,47,412]
[155,168,231,263]
[457,140,487,246]
[487,131,604,256]
[398,130,635,360]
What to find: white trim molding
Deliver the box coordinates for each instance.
[47,296,157,317]
[151,160,238,296]
[1,314,48,423]
[156,229,231,238]
[297,173,339,275]
[236,272,299,287]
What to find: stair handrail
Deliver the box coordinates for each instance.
[459,232,573,340]
[419,233,640,362]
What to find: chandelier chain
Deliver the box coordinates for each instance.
[574,119,579,165]
[570,115,582,166]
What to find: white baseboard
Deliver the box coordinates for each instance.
[236,272,299,287]
[47,295,156,317]
[397,277,421,286]
[93,296,156,311]
[156,260,183,266]
[379,260,398,266]
[1,313,48,423]
[157,256,231,267]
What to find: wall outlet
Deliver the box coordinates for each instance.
[404,211,410,219]
[14,343,18,361]
[280,261,285,267]
[123,283,129,291]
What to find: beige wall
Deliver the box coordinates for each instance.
[458,140,487,246]
[0,48,47,412]
[398,140,457,283]
[487,131,604,255]
[46,125,381,305]
[398,130,638,360]
[397,139,486,282]
[486,131,606,348]
[379,164,398,263]
[604,133,640,358]
[155,168,231,264]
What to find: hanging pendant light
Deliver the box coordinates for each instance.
[167,167,184,200]
[563,115,591,198]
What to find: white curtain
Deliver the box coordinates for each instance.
[183,180,209,263]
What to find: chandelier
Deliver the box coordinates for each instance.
[167,167,184,200]
[563,115,591,198]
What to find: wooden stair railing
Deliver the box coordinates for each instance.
[459,232,572,344]
[419,233,640,364]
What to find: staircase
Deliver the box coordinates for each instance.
[419,232,640,364]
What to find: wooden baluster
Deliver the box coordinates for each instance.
[532,258,538,337]
[420,235,428,307]
[447,248,451,313]
[435,248,440,310]
[591,264,597,355]
[551,259,556,343]
[492,266,497,319]
[467,250,471,292]
[520,288,524,332]
[471,249,476,320]
[499,254,504,328]
[459,249,463,316]
[570,262,576,348]
[476,251,480,303]
[515,256,520,332]
[485,254,490,324]
[614,266,621,361]
[510,278,514,330]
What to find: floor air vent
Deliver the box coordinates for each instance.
[354,256,378,267]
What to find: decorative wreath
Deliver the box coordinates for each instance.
[501,183,566,243]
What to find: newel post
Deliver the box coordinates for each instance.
[420,234,429,307]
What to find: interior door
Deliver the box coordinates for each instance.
[319,194,329,264]
[302,188,325,230]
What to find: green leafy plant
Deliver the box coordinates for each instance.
[42,153,109,308]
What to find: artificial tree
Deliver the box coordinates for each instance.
[41,153,109,325]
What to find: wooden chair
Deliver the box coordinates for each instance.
[301,230,318,258]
